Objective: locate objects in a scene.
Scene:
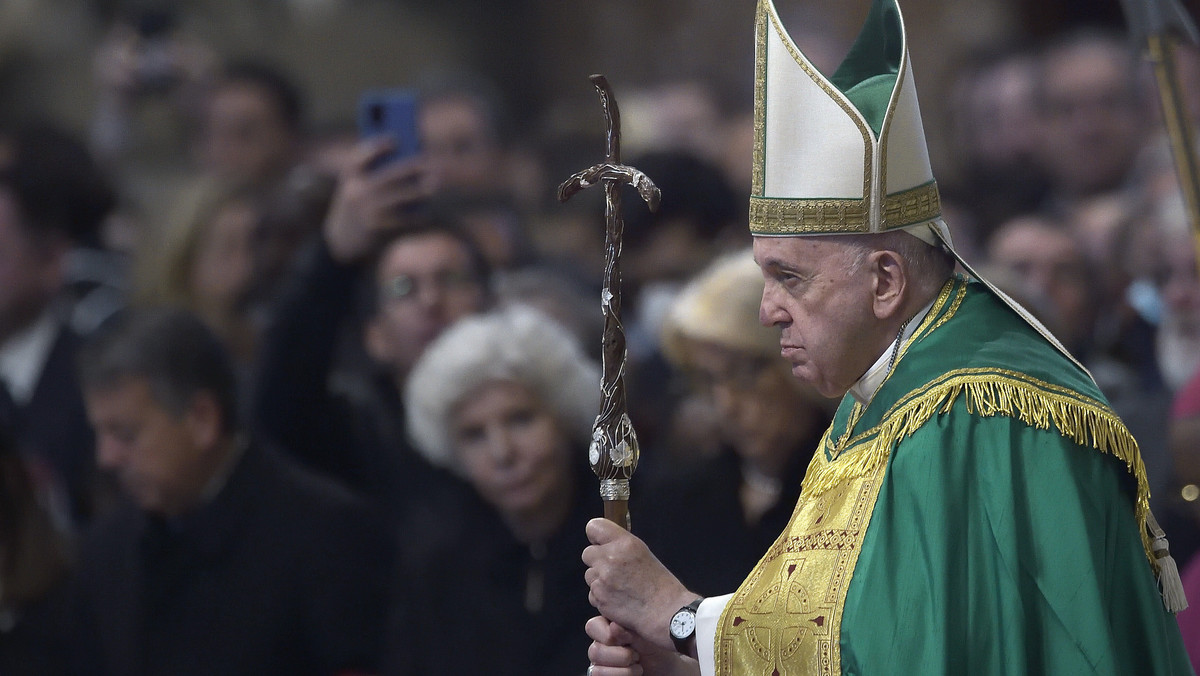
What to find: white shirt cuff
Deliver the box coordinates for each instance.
[696,593,732,676]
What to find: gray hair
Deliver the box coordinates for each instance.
[77,307,239,434]
[836,230,955,297]
[404,304,601,473]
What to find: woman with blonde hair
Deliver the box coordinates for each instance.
[132,177,263,368]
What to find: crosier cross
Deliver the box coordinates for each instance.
[558,74,660,531]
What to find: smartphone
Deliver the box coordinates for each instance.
[357,90,421,169]
[132,8,179,93]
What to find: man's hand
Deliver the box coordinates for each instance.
[322,139,434,264]
[585,616,699,676]
[582,518,697,653]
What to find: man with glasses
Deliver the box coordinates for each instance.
[253,138,489,523]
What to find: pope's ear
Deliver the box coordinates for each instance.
[868,249,906,320]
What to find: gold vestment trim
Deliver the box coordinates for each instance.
[804,369,1151,568]
[749,182,941,235]
[715,433,885,676]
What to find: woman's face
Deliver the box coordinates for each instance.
[451,380,572,520]
[189,199,258,310]
[686,340,818,467]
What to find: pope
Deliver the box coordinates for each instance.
[582,1,1195,674]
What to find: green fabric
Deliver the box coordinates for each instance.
[826,277,1101,448]
[831,279,1193,674]
[829,0,902,136]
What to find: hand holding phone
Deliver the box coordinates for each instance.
[357,89,421,169]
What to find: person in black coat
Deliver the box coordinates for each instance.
[0,123,122,525]
[386,304,601,676]
[69,307,394,676]
[252,143,490,522]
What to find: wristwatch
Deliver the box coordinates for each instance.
[669,597,704,654]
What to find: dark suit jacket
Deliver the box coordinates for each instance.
[67,441,395,676]
[13,324,97,522]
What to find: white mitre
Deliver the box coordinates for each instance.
[750,0,950,247]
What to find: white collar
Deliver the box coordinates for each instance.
[848,297,936,406]
[0,310,62,406]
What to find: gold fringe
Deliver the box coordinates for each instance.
[801,372,1153,568]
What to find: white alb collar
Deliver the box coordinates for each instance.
[848,296,936,406]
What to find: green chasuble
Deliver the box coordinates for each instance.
[715,276,1194,675]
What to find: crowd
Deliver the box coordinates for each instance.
[1,2,1200,675]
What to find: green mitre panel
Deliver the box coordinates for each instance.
[830,0,902,136]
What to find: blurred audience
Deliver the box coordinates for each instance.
[1167,369,1200,658]
[389,304,599,676]
[70,307,393,676]
[0,123,120,526]
[253,143,487,521]
[0,2,1196,671]
[0,425,73,676]
[614,150,745,456]
[131,178,264,378]
[1146,194,1200,393]
[418,73,511,200]
[194,60,307,191]
[1032,29,1149,216]
[942,44,1047,243]
[985,215,1095,357]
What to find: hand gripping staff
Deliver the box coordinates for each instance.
[557,75,660,531]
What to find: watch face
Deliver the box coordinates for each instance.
[670,609,696,639]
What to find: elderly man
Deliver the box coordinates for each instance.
[253,140,490,522]
[582,1,1193,675]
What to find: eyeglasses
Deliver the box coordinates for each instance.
[380,269,480,303]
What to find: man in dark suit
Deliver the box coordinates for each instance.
[69,307,394,676]
[0,124,120,524]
